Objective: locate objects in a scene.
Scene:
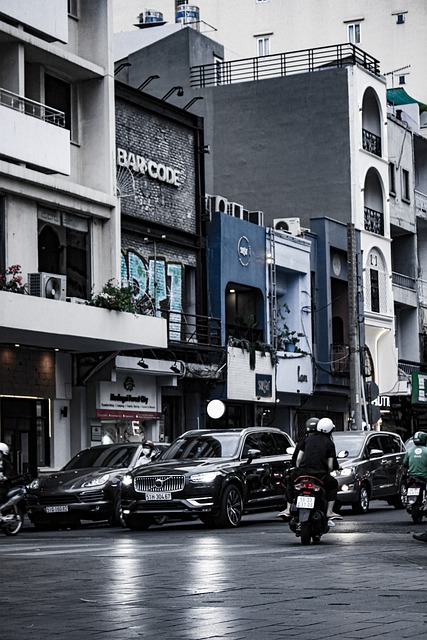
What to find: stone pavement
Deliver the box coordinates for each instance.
[0,513,426,639]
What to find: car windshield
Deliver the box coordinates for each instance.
[63,445,137,470]
[333,434,366,459]
[163,433,241,460]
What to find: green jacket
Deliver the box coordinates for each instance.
[403,445,427,481]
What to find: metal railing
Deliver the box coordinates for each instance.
[392,272,416,290]
[364,206,384,236]
[0,87,65,127]
[190,43,380,87]
[415,190,427,218]
[362,129,382,157]
[165,310,222,348]
[330,344,350,376]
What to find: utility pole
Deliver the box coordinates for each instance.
[347,223,362,429]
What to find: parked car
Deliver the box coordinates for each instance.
[120,427,295,530]
[26,442,168,529]
[331,431,407,514]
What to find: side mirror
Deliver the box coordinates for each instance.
[369,448,383,458]
[337,450,349,459]
[245,448,262,461]
[286,446,296,455]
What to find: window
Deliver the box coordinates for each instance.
[45,73,78,143]
[347,23,361,44]
[366,249,387,314]
[370,269,380,313]
[402,169,410,202]
[398,75,406,85]
[38,207,90,299]
[68,0,79,18]
[389,162,396,196]
[0,196,5,274]
[396,13,405,24]
[213,55,223,86]
[257,36,271,57]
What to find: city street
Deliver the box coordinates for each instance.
[1,504,426,640]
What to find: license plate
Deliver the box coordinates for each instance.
[45,505,69,513]
[145,492,172,501]
[407,487,420,496]
[296,495,315,509]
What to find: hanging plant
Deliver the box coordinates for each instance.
[228,337,278,369]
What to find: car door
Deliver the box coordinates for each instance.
[240,432,274,507]
[365,434,389,498]
[381,434,405,493]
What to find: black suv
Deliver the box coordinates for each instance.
[332,431,407,514]
[120,427,295,529]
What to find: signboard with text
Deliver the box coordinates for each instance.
[97,373,160,419]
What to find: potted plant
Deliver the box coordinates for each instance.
[276,303,303,352]
[0,265,27,294]
[88,279,155,314]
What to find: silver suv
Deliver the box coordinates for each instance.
[332,431,406,514]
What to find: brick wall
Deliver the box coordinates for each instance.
[0,347,55,398]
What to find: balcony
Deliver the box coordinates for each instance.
[364,206,384,235]
[191,43,380,87]
[392,272,417,307]
[330,344,350,376]
[415,190,427,220]
[0,88,70,174]
[167,310,221,349]
[362,129,382,157]
[0,291,167,352]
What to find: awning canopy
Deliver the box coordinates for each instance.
[387,88,427,113]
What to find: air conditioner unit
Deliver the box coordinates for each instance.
[241,209,250,221]
[28,273,67,301]
[66,296,87,305]
[273,217,301,236]
[248,211,264,226]
[210,195,228,213]
[227,202,244,218]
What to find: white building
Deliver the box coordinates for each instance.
[0,1,167,474]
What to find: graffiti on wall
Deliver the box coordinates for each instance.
[121,248,183,341]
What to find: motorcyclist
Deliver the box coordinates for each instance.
[295,417,342,520]
[403,432,427,482]
[278,417,319,518]
[0,443,15,503]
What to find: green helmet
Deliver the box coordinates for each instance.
[413,431,427,446]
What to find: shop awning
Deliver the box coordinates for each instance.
[387,88,427,113]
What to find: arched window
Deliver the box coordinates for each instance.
[365,248,387,314]
[362,88,382,157]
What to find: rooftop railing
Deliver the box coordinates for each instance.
[0,87,65,127]
[190,43,380,88]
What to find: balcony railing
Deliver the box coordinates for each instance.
[0,87,65,127]
[226,324,264,343]
[415,190,427,218]
[418,279,427,306]
[392,272,416,290]
[190,43,380,88]
[330,344,350,376]
[364,206,384,235]
[362,129,382,157]
[166,310,222,348]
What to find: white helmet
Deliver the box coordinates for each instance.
[0,442,9,456]
[317,418,335,434]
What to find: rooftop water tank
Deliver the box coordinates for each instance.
[137,10,164,26]
[176,4,200,30]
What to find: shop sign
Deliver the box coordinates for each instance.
[255,374,272,398]
[97,373,159,418]
[117,147,181,187]
[411,372,427,404]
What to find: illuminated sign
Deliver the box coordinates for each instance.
[117,147,181,187]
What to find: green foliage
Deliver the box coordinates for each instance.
[276,303,304,350]
[88,279,155,315]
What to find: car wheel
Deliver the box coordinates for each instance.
[124,515,153,531]
[109,500,125,527]
[213,484,243,528]
[390,482,407,510]
[352,484,370,514]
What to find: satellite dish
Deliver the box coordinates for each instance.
[207,399,226,420]
[45,277,62,300]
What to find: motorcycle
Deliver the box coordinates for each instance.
[0,484,27,536]
[288,474,330,545]
[405,476,427,524]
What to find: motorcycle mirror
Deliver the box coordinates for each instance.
[337,450,349,458]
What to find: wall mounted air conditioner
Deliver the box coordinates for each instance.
[227,202,244,218]
[249,211,264,226]
[28,272,67,301]
[273,217,301,236]
[210,195,228,213]
[241,209,250,221]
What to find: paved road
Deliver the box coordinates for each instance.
[1,504,426,640]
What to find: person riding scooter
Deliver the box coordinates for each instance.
[295,417,342,520]
[404,431,427,543]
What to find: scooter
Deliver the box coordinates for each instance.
[288,474,330,545]
[0,485,27,536]
[405,476,427,524]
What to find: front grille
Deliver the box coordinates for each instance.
[29,495,80,506]
[134,475,185,493]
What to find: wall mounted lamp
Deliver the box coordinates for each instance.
[137,358,149,369]
[162,86,184,101]
[114,62,131,76]
[138,75,160,91]
[183,96,204,111]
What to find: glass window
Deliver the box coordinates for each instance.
[257,36,271,57]
[347,23,361,44]
[38,207,90,299]
[273,432,293,454]
[45,73,78,143]
[68,0,79,18]
[389,162,396,195]
[396,13,405,24]
[399,75,407,85]
[402,169,410,201]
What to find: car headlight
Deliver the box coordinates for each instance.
[121,474,133,487]
[29,478,40,490]
[332,467,354,478]
[81,473,110,488]
[190,471,222,483]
